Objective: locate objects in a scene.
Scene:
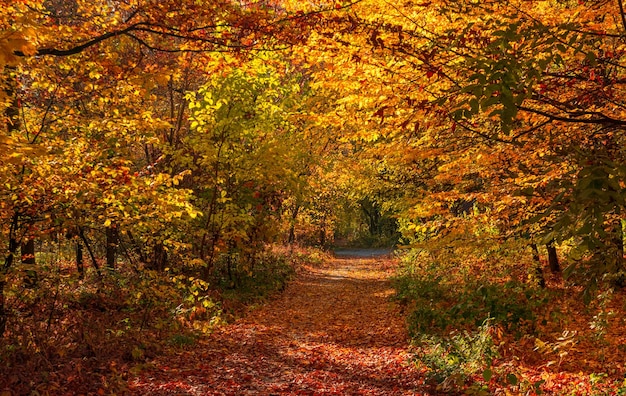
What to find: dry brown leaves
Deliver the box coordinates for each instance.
[129,254,428,395]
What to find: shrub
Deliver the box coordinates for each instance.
[415,319,499,390]
[210,247,296,306]
[394,247,549,335]
[396,273,543,335]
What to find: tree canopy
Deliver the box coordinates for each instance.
[2,0,626,393]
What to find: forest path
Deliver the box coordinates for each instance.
[130,252,425,395]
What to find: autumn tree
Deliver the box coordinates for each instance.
[168,54,329,278]
[0,0,352,336]
[298,0,626,287]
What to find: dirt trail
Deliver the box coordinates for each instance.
[130,253,425,395]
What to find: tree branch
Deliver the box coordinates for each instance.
[14,25,140,57]
[618,0,626,35]
[12,2,357,59]
[518,105,626,126]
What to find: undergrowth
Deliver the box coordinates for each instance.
[393,249,549,337]
[415,319,499,391]
[394,227,626,395]
[393,236,553,392]
[0,244,320,394]
[208,247,297,316]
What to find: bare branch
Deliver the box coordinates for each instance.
[618,0,626,35]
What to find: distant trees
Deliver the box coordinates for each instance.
[304,0,626,286]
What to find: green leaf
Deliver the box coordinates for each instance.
[585,51,597,66]
[482,96,500,109]
[470,98,479,114]
[461,83,483,94]
[506,373,518,386]
[483,368,493,382]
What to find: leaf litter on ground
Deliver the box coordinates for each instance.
[129,253,426,395]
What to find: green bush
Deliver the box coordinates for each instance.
[415,319,499,390]
[393,250,548,335]
[396,275,542,335]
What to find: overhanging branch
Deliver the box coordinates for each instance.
[518,105,626,126]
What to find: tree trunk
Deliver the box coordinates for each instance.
[531,243,540,262]
[151,242,167,272]
[0,213,20,337]
[127,231,147,264]
[1,65,21,337]
[360,199,381,236]
[21,238,37,287]
[5,66,19,134]
[530,243,546,288]
[288,203,300,244]
[546,240,560,273]
[78,227,101,277]
[106,226,118,269]
[76,241,84,279]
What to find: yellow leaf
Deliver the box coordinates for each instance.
[154,73,171,86]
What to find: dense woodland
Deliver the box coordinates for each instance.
[2,0,626,394]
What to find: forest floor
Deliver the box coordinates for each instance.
[129,251,426,395]
[5,249,625,394]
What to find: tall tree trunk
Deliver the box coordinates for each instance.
[288,203,300,244]
[1,67,22,336]
[1,212,20,337]
[76,241,84,279]
[78,227,101,277]
[530,243,546,288]
[4,66,19,135]
[127,231,147,264]
[546,240,560,273]
[151,242,167,272]
[106,226,118,269]
[360,199,381,237]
